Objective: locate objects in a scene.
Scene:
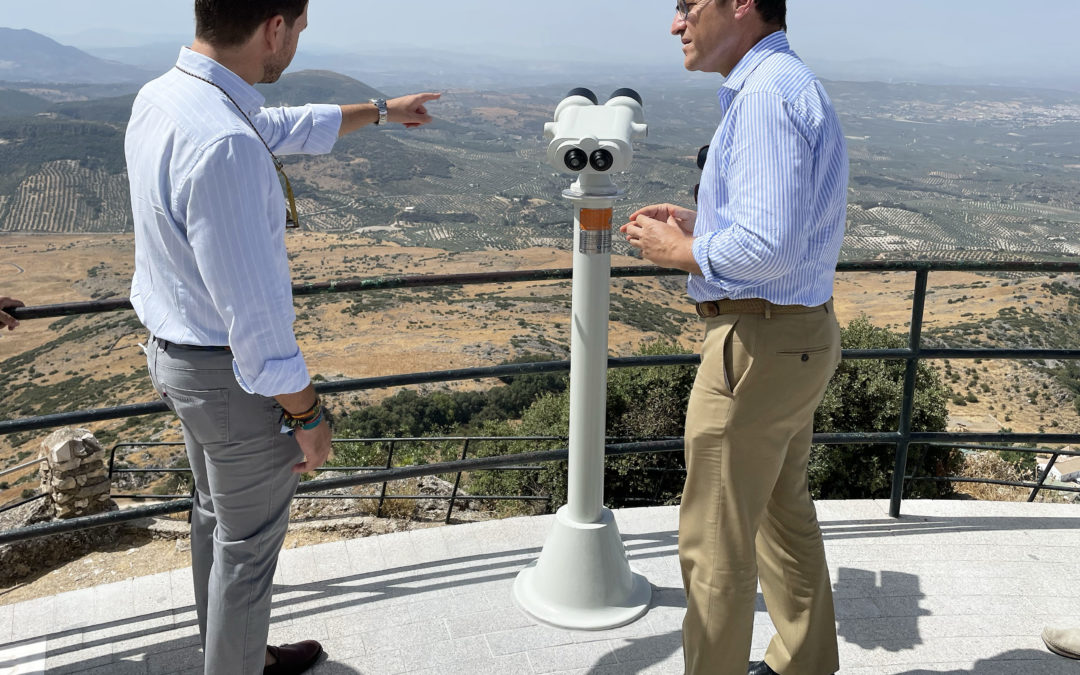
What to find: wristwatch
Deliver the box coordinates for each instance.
[370,98,388,126]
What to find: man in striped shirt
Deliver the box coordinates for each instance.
[621,1,846,674]
[126,2,438,673]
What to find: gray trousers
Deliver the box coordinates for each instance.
[147,338,302,675]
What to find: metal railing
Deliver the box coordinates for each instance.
[3,260,1080,544]
[104,437,557,523]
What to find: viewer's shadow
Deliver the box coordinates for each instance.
[834,567,929,652]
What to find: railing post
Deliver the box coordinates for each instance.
[890,268,929,518]
[107,443,119,480]
[1028,452,1059,502]
[376,441,394,517]
[445,439,471,524]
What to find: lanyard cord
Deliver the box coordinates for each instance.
[174,65,300,228]
[174,65,284,171]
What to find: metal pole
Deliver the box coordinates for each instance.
[1028,453,1060,502]
[565,196,615,523]
[512,165,651,630]
[890,269,929,518]
[445,439,470,523]
[377,441,394,517]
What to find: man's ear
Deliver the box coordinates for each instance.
[732,0,755,21]
[262,15,288,53]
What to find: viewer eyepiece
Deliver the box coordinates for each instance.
[589,149,614,172]
[609,88,643,105]
[564,148,589,172]
[566,88,599,105]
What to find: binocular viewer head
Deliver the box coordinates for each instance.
[544,88,648,177]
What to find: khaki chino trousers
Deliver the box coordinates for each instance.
[680,302,841,675]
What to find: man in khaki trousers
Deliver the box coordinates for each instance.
[621,1,847,674]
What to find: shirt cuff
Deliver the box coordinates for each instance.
[692,233,727,296]
[307,104,343,153]
[232,349,311,398]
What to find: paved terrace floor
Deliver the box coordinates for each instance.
[1,500,1079,675]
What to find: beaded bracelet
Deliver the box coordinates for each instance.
[300,410,325,431]
[283,397,322,429]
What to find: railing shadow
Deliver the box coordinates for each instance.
[0,531,680,671]
[820,515,1080,541]
[892,649,1074,674]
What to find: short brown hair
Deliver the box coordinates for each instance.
[195,0,308,48]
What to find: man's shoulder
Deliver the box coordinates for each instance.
[741,50,818,100]
[132,71,260,154]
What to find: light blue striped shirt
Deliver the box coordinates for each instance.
[689,31,848,306]
[126,48,342,397]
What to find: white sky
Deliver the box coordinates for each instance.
[5,1,1079,85]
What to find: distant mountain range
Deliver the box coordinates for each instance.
[0,28,152,84]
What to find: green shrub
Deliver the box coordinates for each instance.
[465,340,694,511]
[811,316,957,499]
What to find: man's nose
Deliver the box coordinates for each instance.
[671,15,685,36]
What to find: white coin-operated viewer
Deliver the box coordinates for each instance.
[513,88,653,630]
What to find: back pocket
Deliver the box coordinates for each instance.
[164,386,230,445]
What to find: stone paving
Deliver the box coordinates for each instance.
[1,499,1079,674]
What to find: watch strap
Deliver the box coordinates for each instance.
[370,98,388,126]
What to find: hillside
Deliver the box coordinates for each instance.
[0,71,1077,260]
[0,89,51,118]
[0,28,151,84]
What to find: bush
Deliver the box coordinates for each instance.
[465,340,694,510]
[811,316,957,499]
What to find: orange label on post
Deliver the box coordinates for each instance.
[579,208,613,231]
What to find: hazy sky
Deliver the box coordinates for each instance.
[5,1,1080,84]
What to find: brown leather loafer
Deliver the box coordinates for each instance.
[264,640,324,675]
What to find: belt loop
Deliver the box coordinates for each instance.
[765,304,772,320]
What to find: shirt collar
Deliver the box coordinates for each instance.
[175,47,266,117]
[717,30,791,105]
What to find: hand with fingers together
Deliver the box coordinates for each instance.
[621,203,702,274]
[388,92,441,128]
[0,296,24,332]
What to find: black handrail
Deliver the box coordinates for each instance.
[4,260,1080,530]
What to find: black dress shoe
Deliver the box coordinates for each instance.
[748,661,836,675]
[264,640,323,675]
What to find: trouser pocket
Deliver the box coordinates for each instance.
[162,385,231,445]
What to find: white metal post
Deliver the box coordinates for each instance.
[513,176,651,630]
[566,196,613,524]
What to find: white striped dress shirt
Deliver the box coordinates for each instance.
[689,31,848,306]
[126,48,342,397]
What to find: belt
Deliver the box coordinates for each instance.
[695,298,827,318]
[153,336,230,352]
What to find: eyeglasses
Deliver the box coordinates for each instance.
[675,0,713,21]
[275,161,300,229]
